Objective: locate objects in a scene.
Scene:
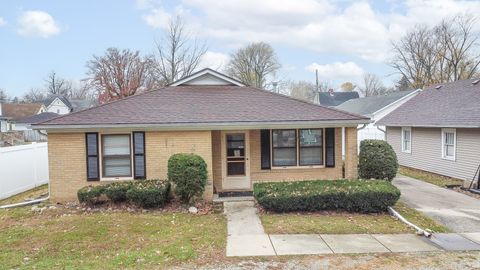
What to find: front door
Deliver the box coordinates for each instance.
[222,131,250,190]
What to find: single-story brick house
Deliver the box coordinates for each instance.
[34,69,370,202]
[377,79,480,186]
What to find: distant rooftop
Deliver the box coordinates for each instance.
[318,91,359,107]
[336,90,418,116]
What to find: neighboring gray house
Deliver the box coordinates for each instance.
[377,79,480,186]
[337,90,420,143]
[317,91,359,107]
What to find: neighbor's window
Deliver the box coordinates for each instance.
[442,128,456,160]
[272,129,297,166]
[299,129,323,166]
[401,127,411,153]
[102,134,132,177]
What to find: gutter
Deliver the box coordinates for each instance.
[33,119,372,132]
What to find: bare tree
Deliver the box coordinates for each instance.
[390,14,480,88]
[289,81,316,102]
[227,42,281,89]
[359,73,391,97]
[153,16,207,85]
[44,71,72,96]
[22,88,46,103]
[0,88,9,102]
[86,48,157,104]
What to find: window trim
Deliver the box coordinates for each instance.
[271,129,297,167]
[271,128,325,169]
[100,133,134,180]
[298,128,324,166]
[401,127,411,154]
[441,128,456,161]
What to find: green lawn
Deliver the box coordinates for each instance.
[399,166,463,188]
[0,190,226,270]
[260,202,449,235]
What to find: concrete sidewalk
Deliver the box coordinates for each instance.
[224,201,480,257]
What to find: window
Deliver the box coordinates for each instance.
[401,127,411,153]
[271,129,324,167]
[272,129,297,166]
[299,129,323,166]
[442,128,456,160]
[102,134,132,178]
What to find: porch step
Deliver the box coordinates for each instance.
[218,191,253,198]
[213,194,254,203]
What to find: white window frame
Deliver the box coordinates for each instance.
[99,132,134,181]
[270,128,325,169]
[401,127,411,153]
[441,128,456,161]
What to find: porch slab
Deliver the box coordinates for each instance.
[429,233,480,251]
[320,234,390,254]
[213,195,254,203]
[269,234,333,255]
[461,233,480,245]
[227,235,276,257]
[372,234,439,252]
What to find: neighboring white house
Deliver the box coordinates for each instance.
[336,90,420,146]
[0,103,46,132]
[43,95,73,115]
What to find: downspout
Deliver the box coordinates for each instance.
[388,206,431,237]
[0,183,50,209]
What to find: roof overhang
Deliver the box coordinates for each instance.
[34,119,371,133]
[377,123,480,128]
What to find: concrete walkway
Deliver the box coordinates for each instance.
[224,201,480,257]
[393,174,480,233]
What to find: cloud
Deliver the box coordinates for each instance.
[0,17,6,27]
[199,51,230,70]
[17,10,61,38]
[137,0,480,63]
[305,61,364,84]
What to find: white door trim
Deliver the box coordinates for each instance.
[221,130,251,190]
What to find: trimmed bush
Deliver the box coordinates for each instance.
[358,140,398,181]
[168,153,208,203]
[104,181,133,203]
[254,180,401,213]
[77,185,106,205]
[126,180,170,208]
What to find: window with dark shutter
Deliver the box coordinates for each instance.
[86,133,99,181]
[325,128,335,167]
[260,130,271,169]
[133,132,146,179]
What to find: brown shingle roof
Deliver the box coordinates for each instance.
[35,86,368,129]
[2,103,44,120]
[377,79,480,128]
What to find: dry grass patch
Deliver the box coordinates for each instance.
[0,202,226,269]
[399,166,463,188]
[260,202,449,234]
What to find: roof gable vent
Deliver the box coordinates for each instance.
[435,85,443,90]
[472,79,480,85]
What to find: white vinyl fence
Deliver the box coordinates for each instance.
[0,142,49,200]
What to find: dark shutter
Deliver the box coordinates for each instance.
[133,132,146,179]
[260,130,271,170]
[325,128,335,168]
[85,133,99,181]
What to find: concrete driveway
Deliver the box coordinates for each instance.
[394,175,480,233]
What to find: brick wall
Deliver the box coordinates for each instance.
[48,131,213,202]
[344,127,358,179]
